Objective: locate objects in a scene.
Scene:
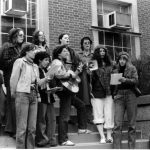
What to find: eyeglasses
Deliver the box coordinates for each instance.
[18,34,24,37]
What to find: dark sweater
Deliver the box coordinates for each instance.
[38,68,55,104]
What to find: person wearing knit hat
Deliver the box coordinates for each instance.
[118,51,129,61]
[1,27,25,138]
[113,51,139,149]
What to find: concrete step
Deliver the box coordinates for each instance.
[51,139,149,149]
[63,130,142,143]
[0,136,149,149]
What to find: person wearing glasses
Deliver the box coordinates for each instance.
[58,34,91,134]
[77,37,93,125]
[1,27,25,138]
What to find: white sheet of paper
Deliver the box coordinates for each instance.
[110,73,123,85]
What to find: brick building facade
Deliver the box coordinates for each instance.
[137,0,150,58]
[48,0,93,52]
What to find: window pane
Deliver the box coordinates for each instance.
[106,46,114,60]
[99,31,104,45]
[123,48,131,55]
[27,36,33,43]
[114,47,122,60]
[114,33,122,47]
[14,17,26,34]
[27,2,37,19]
[27,19,37,36]
[123,34,131,48]
[98,15,103,27]
[105,32,113,46]
[28,0,36,2]
[1,34,9,45]
[1,16,13,33]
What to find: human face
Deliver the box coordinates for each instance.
[119,56,127,66]
[39,57,50,69]
[26,47,36,60]
[99,48,105,58]
[38,31,45,43]
[17,30,24,43]
[83,39,91,51]
[59,48,70,60]
[60,34,69,45]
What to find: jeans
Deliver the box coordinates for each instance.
[15,91,38,149]
[36,103,56,146]
[113,90,137,149]
[57,91,72,144]
[71,95,87,129]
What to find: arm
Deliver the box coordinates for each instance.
[2,44,20,69]
[47,59,71,79]
[119,65,138,85]
[10,59,22,98]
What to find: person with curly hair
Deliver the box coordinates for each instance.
[32,30,51,55]
[91,45,114,144]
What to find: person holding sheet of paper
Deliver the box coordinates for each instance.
[113,51,138,149]
[91,46,114,144]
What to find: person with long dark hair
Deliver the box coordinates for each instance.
[1,28,25,137]
[91,45,114,144]
[32,30,51,55]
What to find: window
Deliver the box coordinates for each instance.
[0,0,38,45]
[98,31,132,60]
[97,0,131,27]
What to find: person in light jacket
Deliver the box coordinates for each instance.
[10,43,48,149]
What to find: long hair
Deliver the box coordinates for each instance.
[32,30,46,46]
[92,46,111,67]
[8,28,25,45]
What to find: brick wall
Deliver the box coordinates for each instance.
[48,0,93,52]
[137,0,150,57]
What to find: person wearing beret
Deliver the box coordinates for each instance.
[113,51,139,149]
[1,27,25,137]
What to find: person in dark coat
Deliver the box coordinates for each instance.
[77,36,93,124]
[1,28,25,137]
[91,45,114,144]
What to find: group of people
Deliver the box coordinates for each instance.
[0,27,139,149]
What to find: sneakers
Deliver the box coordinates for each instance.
[100,138,106,144]
[78,129,92,134]
[61,140,75,146]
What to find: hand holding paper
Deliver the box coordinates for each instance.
[110,73,123,85]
